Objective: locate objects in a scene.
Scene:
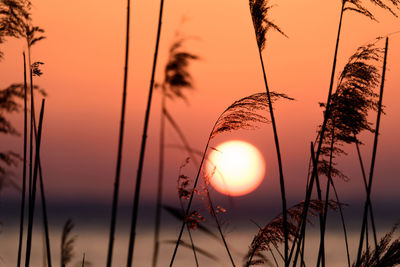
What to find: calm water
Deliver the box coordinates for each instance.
[0,225,386,266]
[1,200,397,266]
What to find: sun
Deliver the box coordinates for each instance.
[206,140,266,196]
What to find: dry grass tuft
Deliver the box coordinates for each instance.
[245,200,341,266]
[211,92,292,139]
[353,223,400,267]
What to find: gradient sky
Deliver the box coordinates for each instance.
[1,0,400,214]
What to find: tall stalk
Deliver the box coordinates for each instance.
[248,1,289,262]
[290,4,345,264]
[17,52,28,267]
[317,129,335,267]
[28,64,52,267]
[355,140,378,249]
[257,47,288,265]
[152,88,166,267]
[126,0,165,265]
[355,37,389,267]
[24,99,45,267]
[169,130,215,267]
[106,0,131,265]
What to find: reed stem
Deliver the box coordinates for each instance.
[106,0,131,265]
[291,3,345,265]
[152,89,166,267]
[257,46,288,266]
[126,1,165,266]
[355,37,389,267]
[17,52,28,267]
[24,99,45,267]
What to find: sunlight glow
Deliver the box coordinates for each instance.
[206,140,265,196]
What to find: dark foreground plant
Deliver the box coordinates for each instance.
[126,0,165,265]
[106,0,131,265]
[355,37,389,267]
[152,35,198,267]
[315,38,387,266]
[291,0,399,263]
[248,1,289,263]
[244,200,340,266]
[24,98,45,267]
[61,219,76,267]
[353,223,400,267]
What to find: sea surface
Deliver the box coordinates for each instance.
[0,224,394,266]
[1,200,398,266]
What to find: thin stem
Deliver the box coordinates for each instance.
[206,189,235,266]
[178,190,199,267]
[28,65,52,267]
[126,0,165,266]
[355,37,389,267]
[329,178,351,267]
[28,46,33,220]
[169,136,213,266]
[257,47,288,267]
[106,0,131,265]
[152,90,166,267]
[317,128,335,267]
[290,3,345,265]
[17,52,28,267]
[24,99,45,267]
[355,140,378,249]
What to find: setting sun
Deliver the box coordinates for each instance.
[206,140,266,196]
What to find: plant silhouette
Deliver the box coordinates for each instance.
[248,1,290,263]
[152,35,198,267]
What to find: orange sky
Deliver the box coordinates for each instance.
[1,0,400,209]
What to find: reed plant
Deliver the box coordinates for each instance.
[24,98,45,267]
[292,1,399,265]
[248,1,289,263]
[106,0,131,265]
[61,219,76,267]
[355,36,389,267]
[310,38,388,266]
[126,0,166,265]
[152,35,198,267]
[169,92,292,266]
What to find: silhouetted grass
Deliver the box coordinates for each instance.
[106,0,131,265]
[24,98,45,267]
[248,1,289,263]
[169,92,291,266]
[355,37,389,267]
[152,35,198,267]
[126,0,165,265]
